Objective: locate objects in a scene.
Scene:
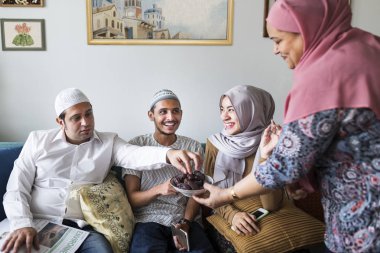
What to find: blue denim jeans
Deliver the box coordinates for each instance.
[76,227,113,253]
[130,222,215,253]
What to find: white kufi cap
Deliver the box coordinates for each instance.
[55,88,90,116]
[150,89,180,109]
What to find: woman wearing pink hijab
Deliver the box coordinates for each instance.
[193,0,380,252]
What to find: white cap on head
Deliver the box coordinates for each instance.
[55,88,90,116]
[150,89,180,110]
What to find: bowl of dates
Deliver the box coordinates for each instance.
[170,171,214,197]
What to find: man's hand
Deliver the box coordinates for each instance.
[231,212,260,236]
[259,120,282,159]
[159,179,177,196]
[166,150,202,174]
[1,227,39,253]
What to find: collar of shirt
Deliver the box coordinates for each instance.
[51,129,103,145]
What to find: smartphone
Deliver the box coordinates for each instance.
[251,208,269,220]
[171,224,190,251]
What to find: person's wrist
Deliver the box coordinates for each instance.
[259,156,268,164]
[260,149,271,159]
[178,218,191,232]
[231,211,239,225]
[178,218,191,226]
[165,149,172,163]
[229,187,239,201]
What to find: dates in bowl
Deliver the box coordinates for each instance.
[170,171,214,197]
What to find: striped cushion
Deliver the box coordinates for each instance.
[207,198,325,253]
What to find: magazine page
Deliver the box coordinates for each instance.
[0,219,89,253]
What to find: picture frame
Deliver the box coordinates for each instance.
[0,0,44,7]
[86,0,234,45]
[263,0,351,37]
[262,0,275,38]
[1,19,46,51]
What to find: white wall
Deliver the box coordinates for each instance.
[1,0,379,142]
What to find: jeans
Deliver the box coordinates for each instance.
[63,220,113,253]
[130,222,215,253]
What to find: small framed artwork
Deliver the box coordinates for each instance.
[0,0,44,7]
[1,19,46,51]
[263,0,351,37]
[86,0,234,45]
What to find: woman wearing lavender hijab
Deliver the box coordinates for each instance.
[203,85,283,252]
[194,0,380,252]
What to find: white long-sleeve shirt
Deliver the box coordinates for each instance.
[3,128,169,231]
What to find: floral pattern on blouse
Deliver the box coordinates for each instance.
[255,108,380,253]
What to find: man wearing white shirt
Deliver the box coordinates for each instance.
[1,88,201,253]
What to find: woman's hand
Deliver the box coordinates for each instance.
[260,121,282,159]
[285,182,308,200]
[192,183,232,209]
[231,212,260,235]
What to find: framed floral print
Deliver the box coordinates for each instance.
[1,19,46,51]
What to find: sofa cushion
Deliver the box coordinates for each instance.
[206,197,325,253]
[79,171,135,253]
[0,142,23,220]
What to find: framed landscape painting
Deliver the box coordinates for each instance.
[1,0,44,7]
[86,0,234,45]
[1,19,46,51]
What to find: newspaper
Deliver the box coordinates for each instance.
[0,219,89,253]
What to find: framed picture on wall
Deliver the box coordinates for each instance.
[1,19,46,51]
[263,0,351,37]
[86,0,234,45]
[0,0,44,7]
[262,0,275,38]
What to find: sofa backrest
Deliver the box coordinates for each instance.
[0,142,23,220]
[0,142,206,221]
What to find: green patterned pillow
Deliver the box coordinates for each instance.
[79,172,135,253]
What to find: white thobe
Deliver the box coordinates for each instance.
[3,128,169,231]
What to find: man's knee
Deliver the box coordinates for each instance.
[78,230,113,253]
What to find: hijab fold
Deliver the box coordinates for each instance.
[267,0,380,124]
[209,85,275,188]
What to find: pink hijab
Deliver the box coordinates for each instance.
[267,0,380,124]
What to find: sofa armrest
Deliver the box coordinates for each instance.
[0,142,24,221]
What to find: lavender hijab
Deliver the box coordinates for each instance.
[209,85,275,188]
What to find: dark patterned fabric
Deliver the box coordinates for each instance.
[206,221,236,253]
[256,108,380,253]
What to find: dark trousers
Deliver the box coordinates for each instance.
[130,221,216,253]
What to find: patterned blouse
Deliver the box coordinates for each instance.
[255,108,380,253]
